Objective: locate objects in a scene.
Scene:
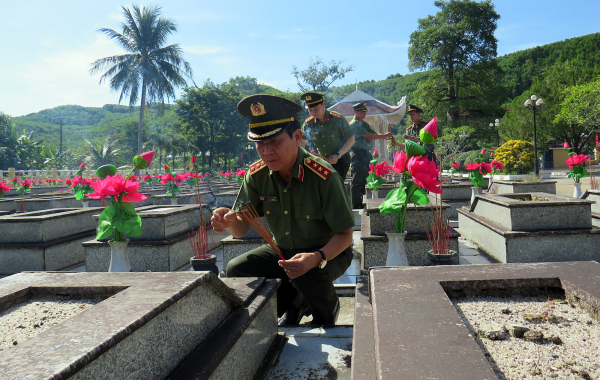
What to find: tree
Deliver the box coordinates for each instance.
[0,113,18,169]
[175,82,246,169]
[85,138,120,168]
[408,0,502,121]
[555,78,600,153]
[292,57,354,93]
[90,5,193,155]
[501,60,597,151]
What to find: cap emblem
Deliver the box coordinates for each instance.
[250,103,266,116]
[305,96,312,101]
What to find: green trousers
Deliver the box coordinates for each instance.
[351,148,370,209]
[226,244,353,320]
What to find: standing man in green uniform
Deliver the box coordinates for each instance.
[211,94,355,327]
[300,92,355,180]
[393,104,437,164]
[349,101,392,209]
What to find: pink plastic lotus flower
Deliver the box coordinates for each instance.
[565,154,589,168]
[564,142,570,149]
[480,162,493,174]
[465,163,481,171]
[236,169,247,177]
[492,160,504,170]
[407,156,443,194]
[373,149,379,157]
[388,150,408,173]
[451,162,459,169]
[419,118,438,144]
[79,162,85,168]
[87,174,147,203]
[0,181,10,196]
[480,149,486,154]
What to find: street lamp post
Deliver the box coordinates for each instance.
[489,119,500,148]
[524,95,544,176]
[56,117,65,155]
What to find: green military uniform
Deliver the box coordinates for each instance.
[350,114,377,209]
[227,147,355,320]
[302,109,354,180]
[406,104,437,165]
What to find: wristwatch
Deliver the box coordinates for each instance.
[316,250,327,269]
[336,152,342,159]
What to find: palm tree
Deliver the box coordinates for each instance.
[85,138,120,168]
[90,5,193,155]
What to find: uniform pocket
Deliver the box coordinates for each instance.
[294,205,323,221]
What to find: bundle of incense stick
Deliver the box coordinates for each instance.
[238,201,285,261]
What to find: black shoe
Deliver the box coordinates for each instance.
[279,294,310,326]
[309,298,340,328]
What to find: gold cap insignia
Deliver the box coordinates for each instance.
[305,95,312,101]
[250,103,266,116]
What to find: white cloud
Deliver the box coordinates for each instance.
[368,41,408,49]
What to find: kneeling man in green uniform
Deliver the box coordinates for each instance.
[211,94,355,327]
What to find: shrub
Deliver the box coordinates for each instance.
[494,140,534,174]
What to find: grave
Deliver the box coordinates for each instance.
[214,190,238,208]
[457,192,600,263]
[8,195,81,212]
[439,181,472,219]
[221,217,271,270]
[0,208,101,275]
[0,271,280,380]
[84,205,212,272]
[352,261,600,380]
[489,179,557,195]
[360,197,459,268]
[581,189,600,227]
[365,183,396,201]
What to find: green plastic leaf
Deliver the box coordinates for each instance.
[379,186,407,215]
[132,155,149,170]
[409,188,430,205]
[405,140,426,158]
[96,165,118,179]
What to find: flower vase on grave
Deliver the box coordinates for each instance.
[470,186,483,205]
[428,249,458,266]
[385,232,409,266]
[190,255,219,276]
[108,240,131,272]
[171,197,178,205]
[371,189,379,199]
[573,182,582,198]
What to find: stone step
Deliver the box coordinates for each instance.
[167,277,279,380]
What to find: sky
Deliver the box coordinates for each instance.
[1,0,599,117]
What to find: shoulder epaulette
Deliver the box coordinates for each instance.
[305,116,314,123]
[329,111,342,118]
[303,157,333,180]
[249,160,267,175]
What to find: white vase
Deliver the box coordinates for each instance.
[371,189,379,199]
[385,232,409,266]
[108,240,131,272]
[573,182,582,198]
[470,186,483,205]
[82,201,89,208]
[171,198,178,205]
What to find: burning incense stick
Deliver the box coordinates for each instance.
[238,201,286,261]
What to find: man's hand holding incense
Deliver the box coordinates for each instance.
[279,252,321,279]
[211,207,250,238]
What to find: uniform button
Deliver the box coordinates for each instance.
[306,215,310,219]
[284,210,288,214]
[284,189,287,193]
[323,145,326,147]
[285,231,290,235]
[266,211,270,214]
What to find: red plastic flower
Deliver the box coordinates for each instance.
[368,162,390,178]
[373,149,379,157]
[563,142,570,149]
[492,160,504,170]
[140,151,154,166]
[87,174,147,202]
[236,169,247,177]
[451,162,459,169]
[407,156,443,194]
[465,163,481,171]
[79,162,85,168]
[480,149,486,154]
[0,181,10,194]
[480,162,493,174]
[565,154,589,168]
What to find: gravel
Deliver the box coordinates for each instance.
[0,296,103,352]
[453,295,600,380]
